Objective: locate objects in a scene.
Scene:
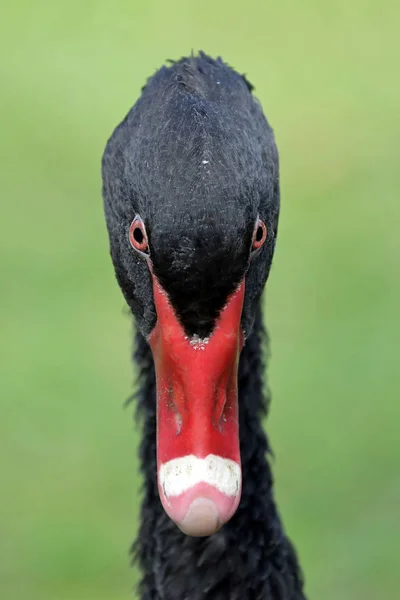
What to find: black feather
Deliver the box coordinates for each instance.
[102,52,306,599]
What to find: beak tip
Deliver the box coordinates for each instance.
[177,497,222,537]
[158,455,242,536]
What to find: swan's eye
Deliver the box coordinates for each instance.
[129,215,149,255]
[251,218,267,254]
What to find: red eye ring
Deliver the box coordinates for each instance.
[129,215,149,254]
[252,218,267,252]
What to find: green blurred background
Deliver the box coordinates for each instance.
[1,1,399,598]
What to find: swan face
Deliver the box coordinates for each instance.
[102,53,279,536]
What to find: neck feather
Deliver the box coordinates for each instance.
[130,303,305,600]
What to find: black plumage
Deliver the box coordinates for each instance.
[102,52,306,599]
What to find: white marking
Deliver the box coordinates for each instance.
[202,159,209,164]
[183,334,210,350]
[189,334,209,350]
[159,454,241,498]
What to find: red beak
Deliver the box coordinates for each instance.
[148,278,245,536]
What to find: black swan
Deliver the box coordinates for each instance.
[102,53,306,599]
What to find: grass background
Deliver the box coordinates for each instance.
[1,1,399,598]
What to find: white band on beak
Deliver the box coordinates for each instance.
[159,454,241,498]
